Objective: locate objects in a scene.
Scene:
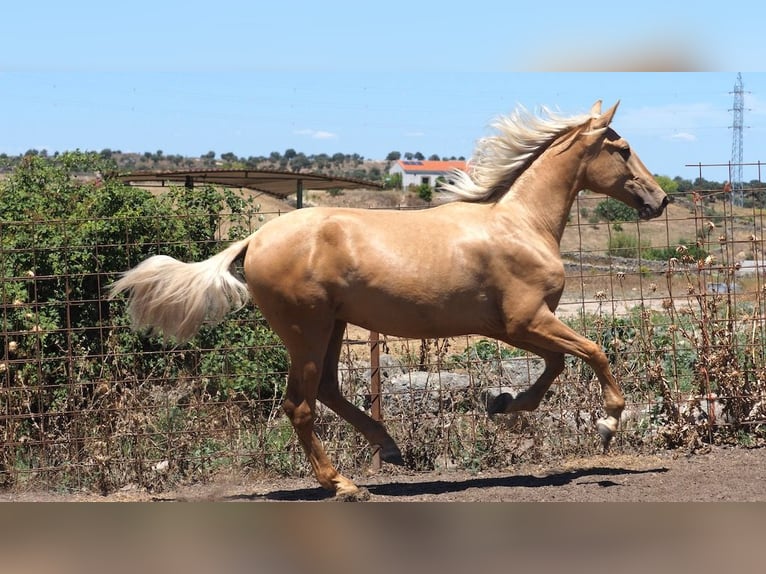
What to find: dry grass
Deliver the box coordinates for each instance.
[565,191,766,257]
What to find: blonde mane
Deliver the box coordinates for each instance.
[442,105,595,203]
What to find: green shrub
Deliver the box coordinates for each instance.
[607,232,644,258]
[643,240,708,262]
[0,153,291,477]
[417,183,433,203]
[451,338,521,366]
[595,198,637,222]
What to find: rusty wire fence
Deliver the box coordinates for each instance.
[2,164,766,493]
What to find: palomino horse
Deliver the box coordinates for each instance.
[110,100,668,499]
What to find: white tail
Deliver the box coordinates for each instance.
[109,236,253,342]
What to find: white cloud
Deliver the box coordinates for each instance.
[668,132,697,142]
[294,129,337,140]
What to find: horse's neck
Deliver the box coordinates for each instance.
[497,139,585,243]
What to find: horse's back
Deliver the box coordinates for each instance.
[242,206,388,304]
[241,205,511,338]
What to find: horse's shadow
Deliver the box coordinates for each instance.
[223,465,669,502]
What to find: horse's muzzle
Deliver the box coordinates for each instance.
[638,195,669,220]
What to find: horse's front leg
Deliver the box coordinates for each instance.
[487,347,564,415]
[495,311,625,453]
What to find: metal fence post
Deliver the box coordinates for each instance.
[369,330,381,471]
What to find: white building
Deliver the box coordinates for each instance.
[388,159,467,189]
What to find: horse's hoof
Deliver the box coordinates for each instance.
[487,392,513,416]
[380,446,405,466]
[334,487,370,502]
[596,417,618,453]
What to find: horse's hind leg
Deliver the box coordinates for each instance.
[278,321,369,500]
[317,321,404,466]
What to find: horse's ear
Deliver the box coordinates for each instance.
[590,100,603,116]
[593,100,620,129]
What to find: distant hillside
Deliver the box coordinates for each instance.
[107,150,390,182]
[0,149,443,187]
[3,150,764,211]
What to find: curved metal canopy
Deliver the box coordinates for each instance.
[116,168,382,206]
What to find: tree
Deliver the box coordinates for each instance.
[671,176,694,193]
[385,172,402,190]
[654,175,679,195]
[414,152,425,161]
[428,154,440,161]
[315,153,330,169]
[284,148,297,161]
[386,151,401,161]
[290,153,310,172]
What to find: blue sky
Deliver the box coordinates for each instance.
[2,2,764,180]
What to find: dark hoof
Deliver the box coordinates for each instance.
[487,392,514,416]
[335,487,370,502]
[380,445,405,466]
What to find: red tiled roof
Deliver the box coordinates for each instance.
[396,160,467,173]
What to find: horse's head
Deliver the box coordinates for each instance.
[581,100,668,220]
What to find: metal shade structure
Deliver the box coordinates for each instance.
[116,168,383,208]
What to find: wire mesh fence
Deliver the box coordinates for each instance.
[2,162,766,494]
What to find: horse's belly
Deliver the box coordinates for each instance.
[337,291,499,339]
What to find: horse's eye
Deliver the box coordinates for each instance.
[618,147,631,160]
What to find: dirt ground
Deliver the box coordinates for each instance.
[2,446,764,502]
